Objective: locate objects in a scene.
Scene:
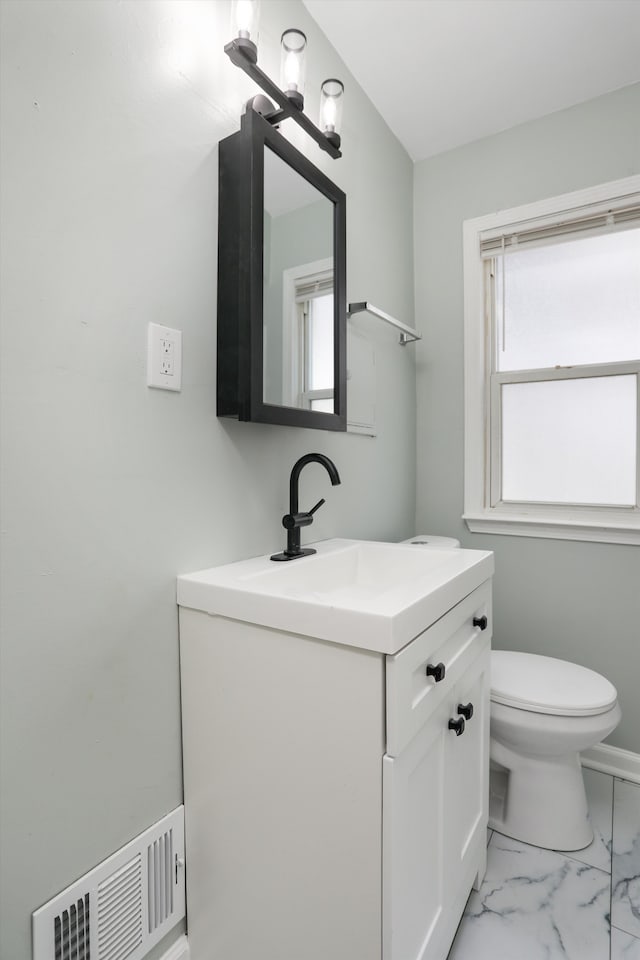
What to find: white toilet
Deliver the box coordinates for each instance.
[489,650,620,850]
[403,535,621,852]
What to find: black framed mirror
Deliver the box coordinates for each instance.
[217,106,347,430]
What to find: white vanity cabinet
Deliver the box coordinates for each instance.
[178,541,493,960]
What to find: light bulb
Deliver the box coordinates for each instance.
[322,97,337,131]
[231,0,260,43]
[235,0,256,37]
[229,0,260,63]
[284,51,300,89]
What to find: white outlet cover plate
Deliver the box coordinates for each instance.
[147,322,182,391]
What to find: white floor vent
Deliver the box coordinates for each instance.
[33,806,185,960]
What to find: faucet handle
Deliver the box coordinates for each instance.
[282,499,326,533]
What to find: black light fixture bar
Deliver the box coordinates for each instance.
[224,38,341,159]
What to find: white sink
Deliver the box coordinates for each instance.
[177,538,494,654]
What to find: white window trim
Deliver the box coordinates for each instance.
[463,174,640,546]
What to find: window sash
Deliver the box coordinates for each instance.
[489,362,640,510]
[487,238,640,372]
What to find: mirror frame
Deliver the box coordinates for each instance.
[217,106,347,430]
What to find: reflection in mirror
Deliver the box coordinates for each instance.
[263,145,335,411]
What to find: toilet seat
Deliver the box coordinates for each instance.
[491,651,618,718]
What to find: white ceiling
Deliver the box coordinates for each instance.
[302,0,640,162]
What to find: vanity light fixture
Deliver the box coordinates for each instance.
[223,5,344,159]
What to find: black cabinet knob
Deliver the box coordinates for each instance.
[473,615,488,631]
[457,702,474,720]
[426,662,446,683]
[448,717,465,736]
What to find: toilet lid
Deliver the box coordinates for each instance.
[490,651,618,717]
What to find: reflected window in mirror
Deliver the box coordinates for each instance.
[273,259,334,410]
[302,281,334,412]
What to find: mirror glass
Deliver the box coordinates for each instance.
[262,145,335,411]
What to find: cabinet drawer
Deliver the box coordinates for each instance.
[385,581,492,757]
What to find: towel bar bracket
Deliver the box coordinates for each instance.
[347,302,421,346]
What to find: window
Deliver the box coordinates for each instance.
[463,176,640,545]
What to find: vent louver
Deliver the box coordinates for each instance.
[147,830,174,933]
[32,807,185,960]
[97,856,143,960]
[54,893,91,960]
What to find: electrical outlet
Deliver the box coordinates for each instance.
[147,323,182,391]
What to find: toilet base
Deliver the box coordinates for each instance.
[489,742,593,851]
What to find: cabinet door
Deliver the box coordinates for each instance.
[444,641,490,897]
[382,700,449,960]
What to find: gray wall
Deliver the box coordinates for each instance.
[0,2,415,957]
[414,83,640,753]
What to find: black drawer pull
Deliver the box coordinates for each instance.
[448,717,465,736]
[426,662,446,683]
[473,615,488,631]
[457,702,474,720]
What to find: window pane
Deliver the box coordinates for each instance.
[501,375,637,505]
[308,293,334,390]
[496,228,640,371]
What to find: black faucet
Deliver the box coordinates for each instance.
[270,453,341,561]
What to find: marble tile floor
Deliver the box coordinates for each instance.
[448,770,640,960]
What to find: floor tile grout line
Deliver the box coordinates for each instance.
[611,923,640,941]
[490,829,613,878]
[490,770,619,877]
[555,847,612,876]
[610,776,640,951]
[609,776,616,960]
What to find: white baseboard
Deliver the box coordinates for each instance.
[581,743,640,784]
[158,935,190,960]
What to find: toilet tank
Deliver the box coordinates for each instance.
[402,534,461,549]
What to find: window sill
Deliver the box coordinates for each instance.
[463,511,640,546]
